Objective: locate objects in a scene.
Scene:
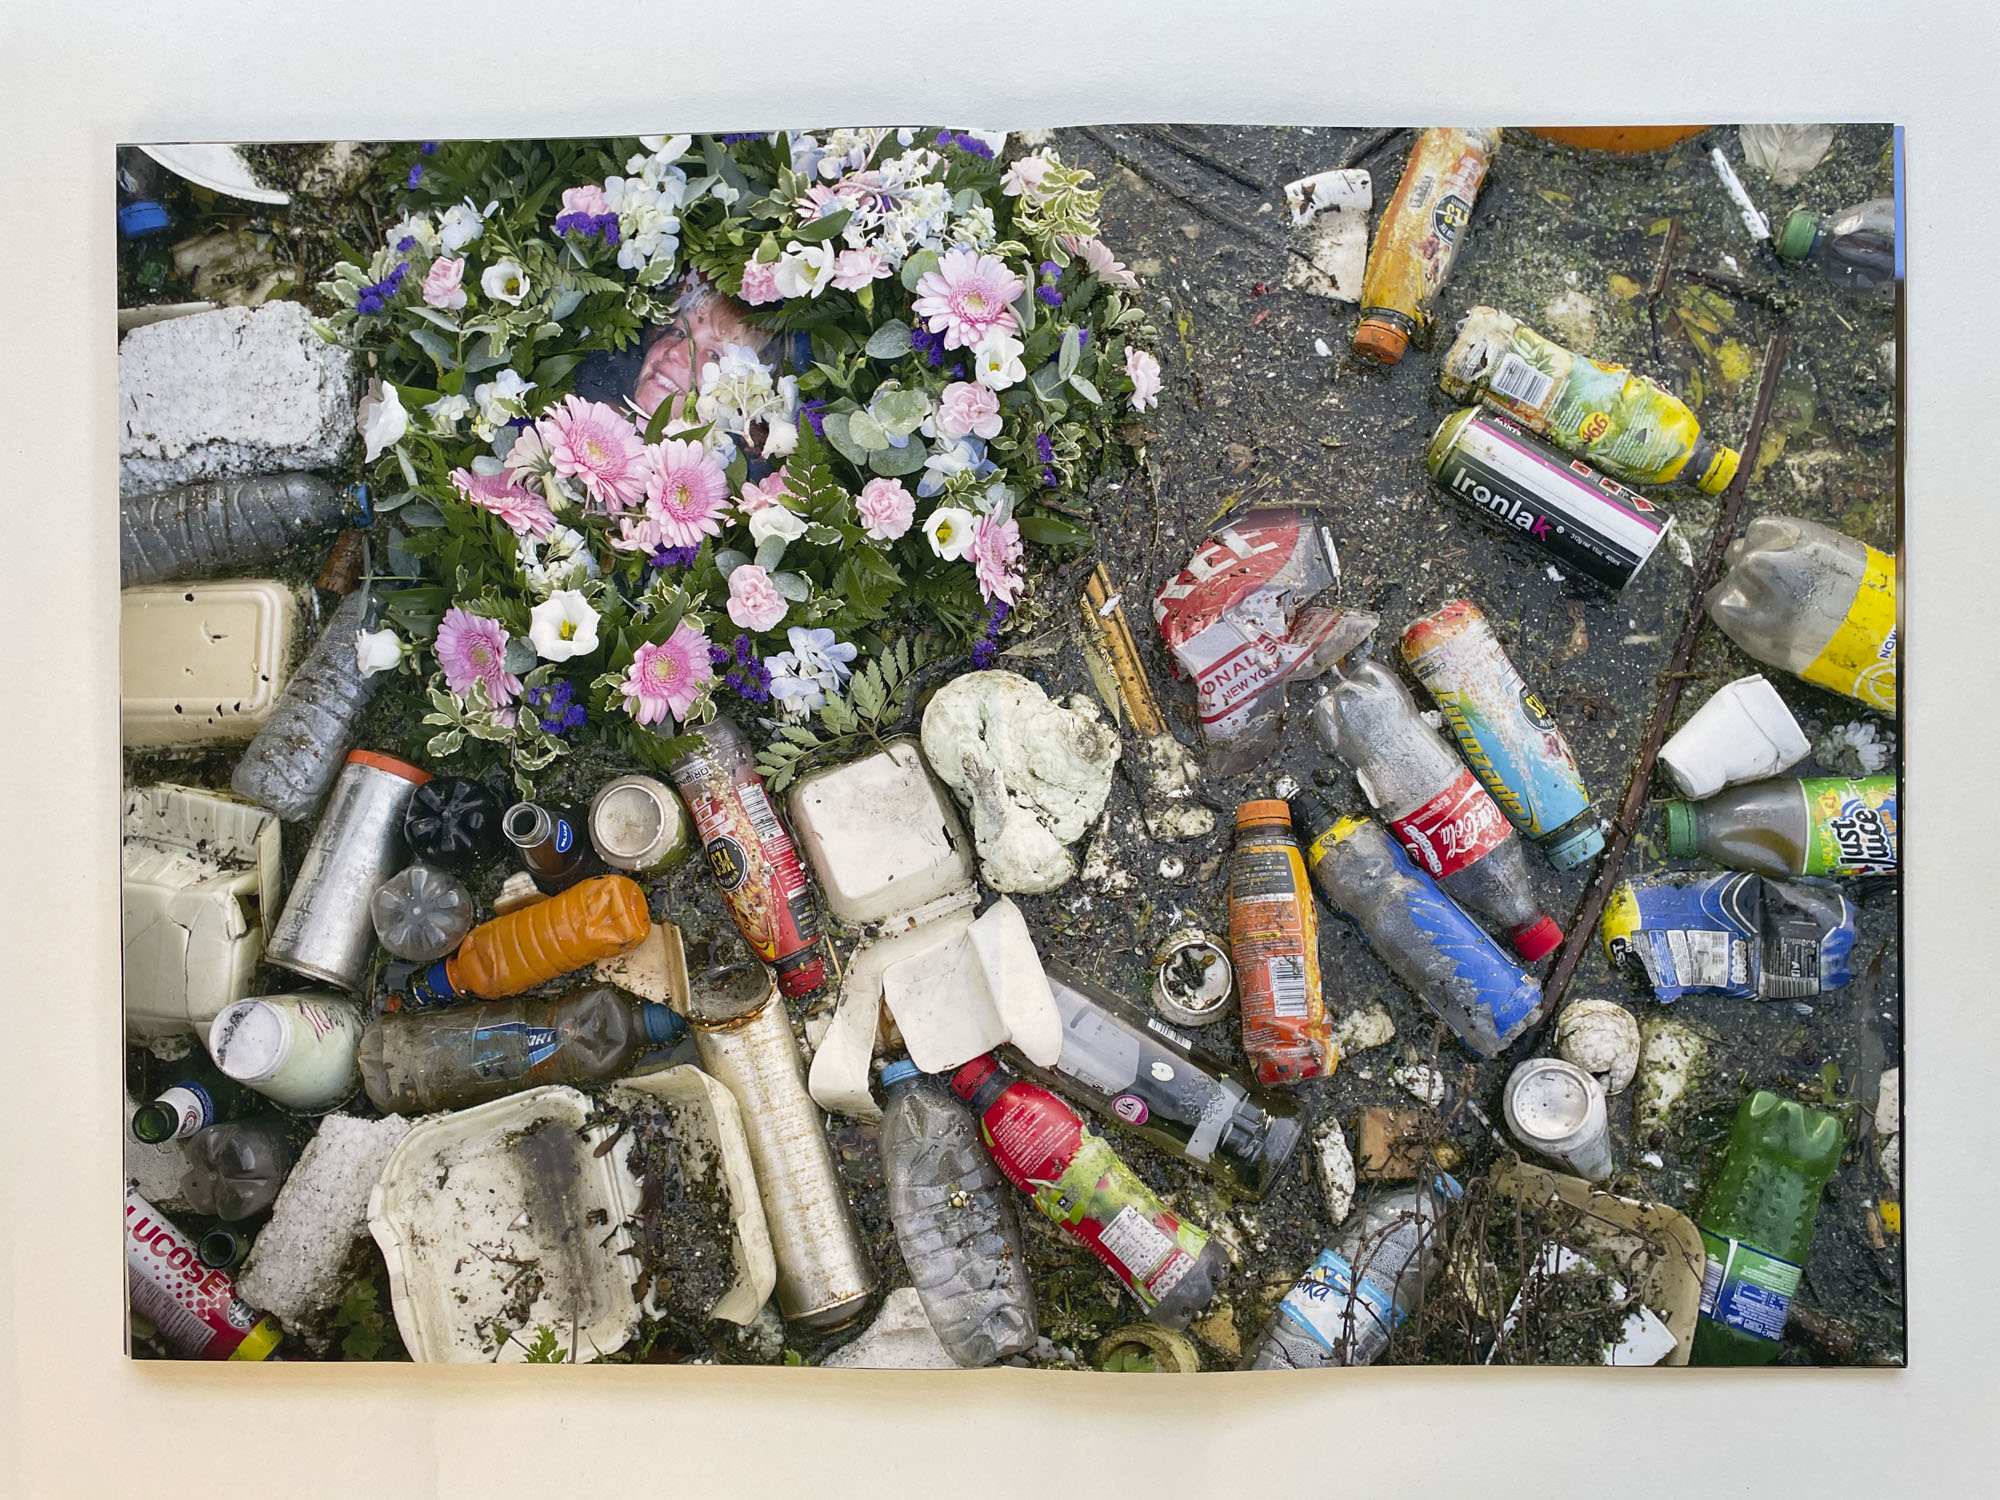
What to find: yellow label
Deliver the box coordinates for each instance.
[1599,882,1642,966]
[1800,545,1898,712]
[1880,1201,1901,1235]
[229,1316,283,1361]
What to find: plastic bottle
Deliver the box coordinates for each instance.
[116,147,170,238]
[1227,801,1333,1086]
[1664,776,1898,878]
[1439,307,1739,492]
[397,873,653,1006]
[131,1057,264,1144]
[951,1053,1225,1331]
[1693,1091,1843,1365]
[503,800,595,892]
[1293,802,1543,1058]
[1310,660,1563,961]
[1401,599,1605,869]
[207,993,365,1112]
[403,776,506,871]
[370,862,476,961]
[878,1059,1039,1367]
[231,589,392,822]
[1704,516,1897,714]
[1355,128,1501,364]
[1241,1178,1459,1369]
[1775,198,1895,298]
[358,985,686,1114]
[179,1118,294,1220]
[1018,964,1305,1198]
[120,472,365,588]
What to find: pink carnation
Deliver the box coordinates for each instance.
[1125,347,1162,413]
[1061,234,1140,291]
[856,478,916,542]
[725,564,789,633]
[1001,155,1055,200]
[449,466,557,537]
[433,606,522,706]
[934,381,1003,442]
[912,248,1023,351]
[738,468,792,522]
[967,513,1024,606]
[538,395,649,512]
[621,620,714,727]
[738,259,783,306]
[422,256,467,311]
[643,438,731,548]
[560,184,612,217]
[830,247,890,292]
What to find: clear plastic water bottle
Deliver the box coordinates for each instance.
[178,1118,294,1221]
[1241,1177,1459,1369]
[878,1058,1038,1367]
[120,472,365,587]
[370,862,475,961]
[1310,660,1562,961]
[1774,198,1895,298]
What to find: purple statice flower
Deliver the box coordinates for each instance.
[524,679,587,735]
[1041,466,1060,488]
[971,597,1010,666]
[732,633,756,666]
[419,141,439,156]
[396,235,417,253]
[933,130,995,160]
[648,542,703,570]
[355,260,410,317]
[1036,286,1063,307]
[717,131,766,145]
[1039,260,1061,281]
[407,164,423,189]
[971,638,997,669]
[555,211,622,244]
[908,322,948,369]
[723,655,773,705]
[1035,433,1055,463]
[708,642,732,669]
[800,399,829,438]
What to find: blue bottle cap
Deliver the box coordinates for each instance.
[119,200,170,238]
[641,1003,686,1046]
[1544,818,1608,871]
[879,1058,922,1088]
[1434,1172,1466,1202]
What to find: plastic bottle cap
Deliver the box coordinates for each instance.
[879,1058,922,1088]
[347,749,431,785]
[1663,801,1698,857]
[209,1001,290,1084]
[1511,917,1564,963]
[950,1054,999,1101]
[1352,319,1409,364]
[118,200,170,237]
[1776,209,1821,263]
[641,1003,686,1046]
[1235,799,1293,829]
[1543,819,1607,871]
[1694,445,1741,495]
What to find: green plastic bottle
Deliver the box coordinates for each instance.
[1692,1091,1844,1365]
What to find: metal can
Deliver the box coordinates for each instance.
[1151,928,1236,1027]
[1401,599,1604,869]
[1502,1057,1613,1181]
[669,717,825,998]
[588,774,690,874]
[685,958,876,1328]
[1426,406,1674,591]
[265,750,430,991]
[125,1189,282,1360]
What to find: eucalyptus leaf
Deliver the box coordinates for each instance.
[872,387,930,435]
[463,336,512,374]
[408,326,456,369]
[900,249,941,292]
[869,437,928,477]
[1012,286,1038,336]
[770,571,811,601]
[1029,363,1068,400]
[754,535,788,571]
[847,410,890,450]
[865,320,913,359]
[715,548,752,577]
[503,637,540,675]
[408,306,463,335]
[372,489,419,513]
[549,288,585,321]
[1068,374,1103,405]
[821,411,871,467]
[1058,327,1082,380]
[399,499,448,528]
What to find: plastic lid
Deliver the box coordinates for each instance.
[1353,318,1409,364]
[641,1002,686,1046]
[1511,916,1564,963]
[1543,818,1607,871]
[879,1058,922,1088]
[950,1053,1000,1101]
[209,1000,290,1084]
[1235,799,1293,829]
[1776,209,1820,262]
[1693,444,1741,495]
[347,749,431,785]
[1663,800,1698,857]
[118,200,170,237]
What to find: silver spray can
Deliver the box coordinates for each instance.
[265,751,431,991]
[686,955,876,1329]
[1502,1056,1613,1181]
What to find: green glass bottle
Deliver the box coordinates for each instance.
[1692,1091,1844,1365]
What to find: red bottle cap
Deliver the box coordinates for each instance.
[950,1054,998,1102]
[775,951,826,998]
[1511,917,1564,963]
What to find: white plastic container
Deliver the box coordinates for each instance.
[367,1077,771,1362]
[207,993,362,1111]
[1658,674,1813,800]
[786,736,974,925]
[120,580,298,747]
[122,785,281,1038]
[1502,1057,1613,1182]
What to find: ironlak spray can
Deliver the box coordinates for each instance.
[265,750,430,991]
[1425,407,1674,591]
[124,1188,282,1360]
[669,717,826,997]
[685,956,875,1328]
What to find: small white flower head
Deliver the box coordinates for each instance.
[972,330,1026,390]
[924,505,978,561]
[353,627,407,677]
[527,589,601,662]
[424,393,473,434]
[747,500,809,548]
[357,379,408,462]
[480,259,529,306]
[437,198,496,253]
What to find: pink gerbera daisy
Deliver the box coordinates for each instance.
[433,606,523,706]
[621,620,714,726]
[643,439,730,548]
[967,512,1024,606]
[912,249,1024,351]
[449,466,557,537]
[537,395,648,513]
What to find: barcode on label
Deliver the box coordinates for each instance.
[1098,1204,1175,1282]
[1489,351,1556,411]
[1665,928,1736,989]
[1699,1254,1724,1315]
[741,785,786,847]
[1269,955,1310,1019]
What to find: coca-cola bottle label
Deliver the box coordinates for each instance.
[1389,768,1512,879]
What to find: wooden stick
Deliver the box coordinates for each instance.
[1080,563,1168,738]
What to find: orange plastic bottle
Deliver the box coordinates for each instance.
[402,873,651,1004]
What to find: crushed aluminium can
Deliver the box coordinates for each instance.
[1426,407,1674,591]
[1601,872,1857,1002]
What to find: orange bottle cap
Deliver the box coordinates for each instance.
[1235,799,1294,828]
[346,749,431,785]
[1352,319,1409,364]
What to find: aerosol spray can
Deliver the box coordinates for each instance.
[683,952,875,1328]
[125,1188,282,1360]
[264,750,430,991]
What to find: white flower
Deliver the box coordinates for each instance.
[472,369,536,440]
[925,506,978,561]
[773,241,836,300]
[951,202,998,250]
[353,627,407,677]
[762,418,798,459]
[972,330,1026,390]
[517,524,596,596]
[386,213,438,256]
[765,651,826,718]
[696,345,799,453]
[1001,155,1055,200]
[747,498,809,547]
[480,259,528,305]
[437,198,496,253]
[357,379,408,462]
[424,393,473,433]
[788,626,857,691]
[528,589,601,662]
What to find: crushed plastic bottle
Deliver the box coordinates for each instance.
[1602,872,1856,1001]
[1310,659,1562,961]
[878,1059,1038,1368]
[1663,776,1897,878]
[1241,1177,1459,1368]
[1705,516,1897,714]
[120,472,365,587]
[179,1118,294,1221]
[396,873,652,1006]
[370,862,475,962]
[1775,198,1895,298]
